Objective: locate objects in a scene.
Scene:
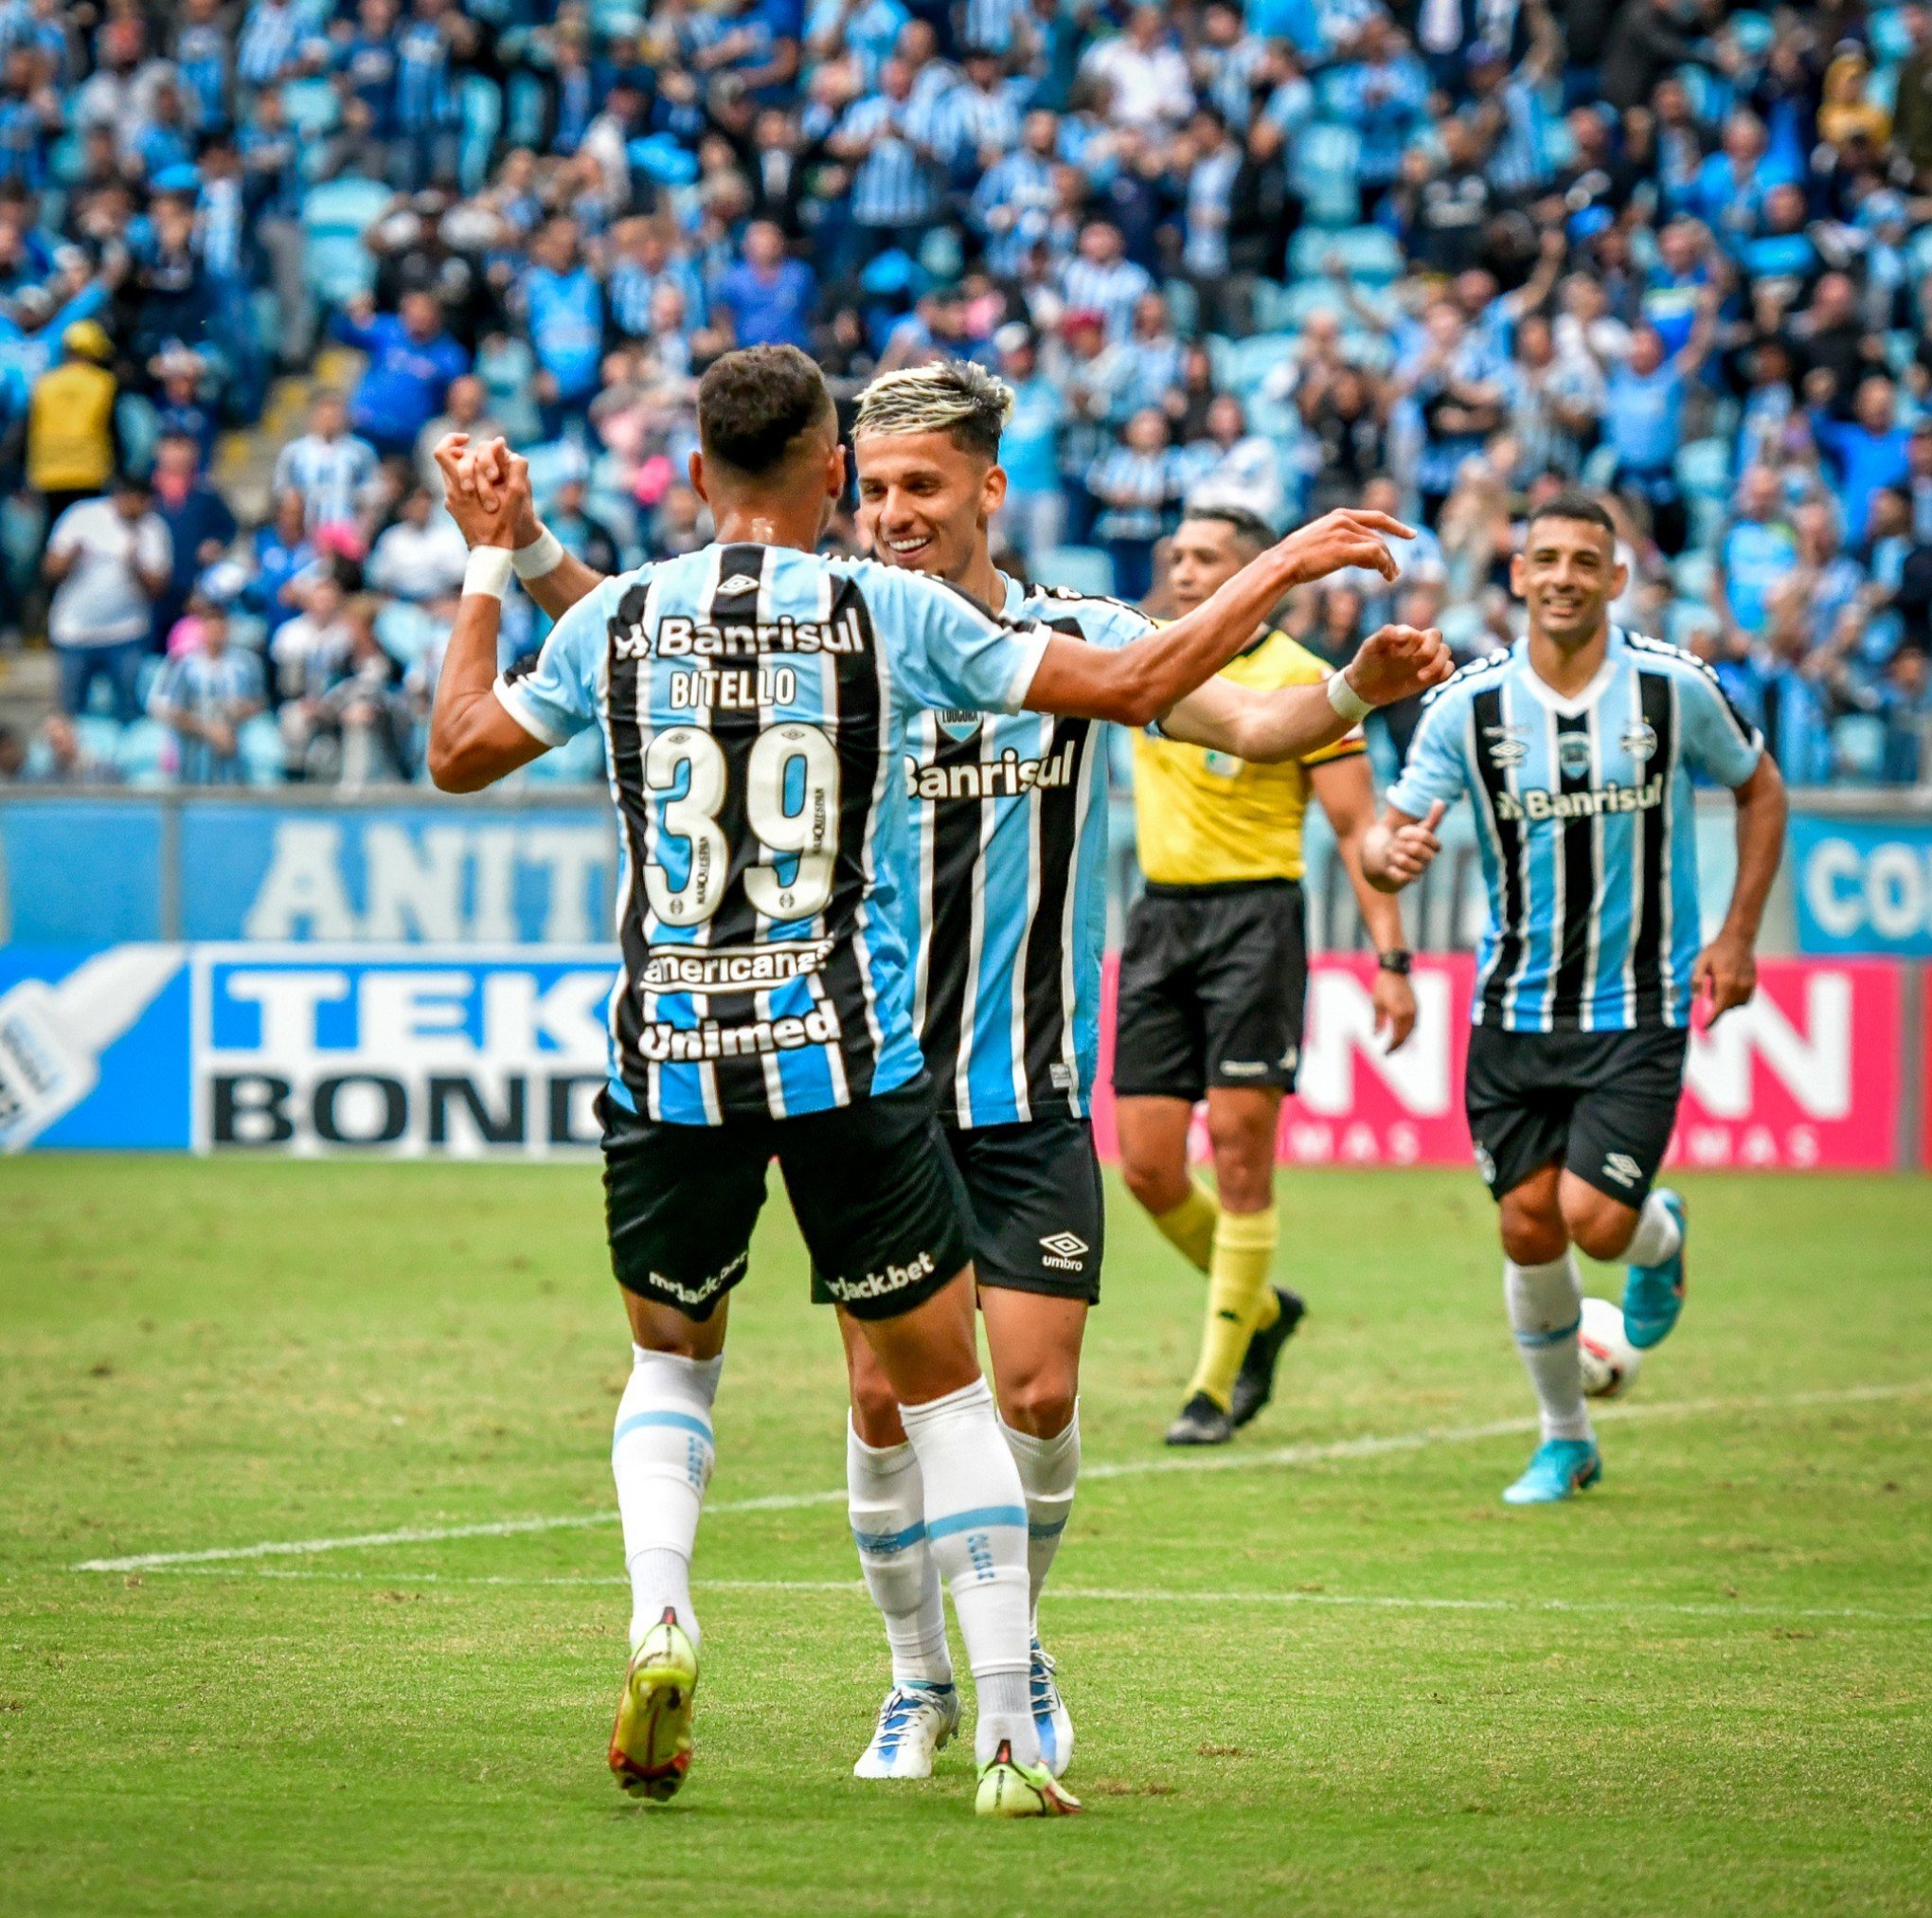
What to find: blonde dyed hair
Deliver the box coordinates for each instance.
[852,359,1014,460]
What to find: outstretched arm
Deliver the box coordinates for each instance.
[1156,624,1452,761]
[1023,511,1412,726]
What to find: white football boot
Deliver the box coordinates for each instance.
[852,1680,960,1780]
[1029,1640,1075,1779]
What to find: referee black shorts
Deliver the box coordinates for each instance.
[1464,1023,1690,1208]
[1112,878,1308,1102]
[599,1078,973,1323]
[812,1113,1106,1308]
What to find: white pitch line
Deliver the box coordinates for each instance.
[71,1378,1930,1574]
[104,1564,1932,1626]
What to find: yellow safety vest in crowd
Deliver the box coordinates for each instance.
[1131,629,1365,886]
[27,361,117,493]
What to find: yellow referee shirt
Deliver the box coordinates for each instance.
[1132,630,1365,886]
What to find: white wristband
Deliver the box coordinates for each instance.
[1327,669,1372,725]
[512,527,565,582]
[463,546,514,600]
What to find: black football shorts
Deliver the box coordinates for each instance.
[812,1113,1105,1307]
[600,1077,972,1322]
[1113,879,1308,1101]
[1463,1023,1690,1207]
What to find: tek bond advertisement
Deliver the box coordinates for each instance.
[1,947,1912,1168]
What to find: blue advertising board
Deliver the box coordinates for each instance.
[1789,813,1932,957]
[0,943,618,1155]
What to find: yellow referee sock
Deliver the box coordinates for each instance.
[1149,1177,1220,1274]
[1185,1204,1279,1412]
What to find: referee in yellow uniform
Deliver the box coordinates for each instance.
[1114,506,1419,1445]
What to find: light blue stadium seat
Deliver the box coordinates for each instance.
[589,0,644,30]
[301,175,392,304]
[1290,224,1403,286]
[280,77,341,137]
[239,713,287,786]
[1581,444,1619,488]
[459,75,501,194]
[1872,6,1913,63]
[1212,332,1297,401]
[75,714,124,760]
[1672,552,1717,603]
[134,654,167,713]
[1031,546,1116,598]
[1676,438,1732,497]
[1249,278,1297,332]
[116,393,159,478]
[1666,600,1719,651]
[1162,278,1200,335]
[116,717,173,788]
[1833,712,1888,783]
[375,600,439,669]
[1291,121,1360,228]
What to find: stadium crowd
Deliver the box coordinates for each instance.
[2,0,1932,789]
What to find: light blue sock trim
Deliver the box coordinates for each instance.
[614,1409,714,1445]
[925,1504,1028,1541]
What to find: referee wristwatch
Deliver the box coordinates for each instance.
[1377,948,1413,976]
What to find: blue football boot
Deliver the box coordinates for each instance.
[1503,1438,1602,1505]
[1622,1189,1687,1350]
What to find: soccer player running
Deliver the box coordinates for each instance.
[830,363,1451,1783]
[1113,506,1423,1449]
[1360,493,1788,1504]
[423,344,1424,1816]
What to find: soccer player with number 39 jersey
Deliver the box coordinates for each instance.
[1363,493,1788,1506]
[424,346,1442,1816]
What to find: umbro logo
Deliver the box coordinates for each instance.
[1039,1231,1088,1271]
[1484,724,1529,768]
[1601,1153,1642,1188]
[717,572,762,596]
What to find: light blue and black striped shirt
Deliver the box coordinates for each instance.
[903,574,1149,1127]
[494,543,1058,1125]
[1387,628,1763,1032]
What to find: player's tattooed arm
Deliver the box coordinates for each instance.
[425,444,550,793]
[435,434,608,620]
[1025,511,1412,726]
[1691,751,1788,1026]
[1158,623,1453,762]
[1361,799,1447,894]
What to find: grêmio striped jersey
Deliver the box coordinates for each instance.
[905,575,1148,1129]
[1386,627,1763,1032]
[494,543,1055,1124]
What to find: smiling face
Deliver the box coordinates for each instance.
[854,429,1005,584]
[1512,511,1624,651]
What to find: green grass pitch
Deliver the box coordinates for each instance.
[4,1157,1929,1916]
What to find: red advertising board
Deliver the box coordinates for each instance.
[1090,955,1905,1173]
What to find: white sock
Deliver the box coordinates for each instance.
[999,1405,1080,1632]
[846,1417,952,1688]
[613,1345,723,1653]
[1504,1255,1593,1443]
[899,1375,1038,1767]
[1624,1191,1682,1266]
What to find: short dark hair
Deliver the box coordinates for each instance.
[1525,491,1615,539]
[1178,504,1277,554]
[697,345,834,476]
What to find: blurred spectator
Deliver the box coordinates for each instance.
[24,713,122,786]
[367,485,467,601]
[332,289,469,459]
[150,434,239,642]
[275,393,380,536]
[27,321,119,525]
[45,475,170,724]
[148,601,264,785]
[0,0,1924,793]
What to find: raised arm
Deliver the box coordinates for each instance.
[1156,623,1452,761]
[424,477,551,792]
[435,435,607,620]
[1023,511,1413,726]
